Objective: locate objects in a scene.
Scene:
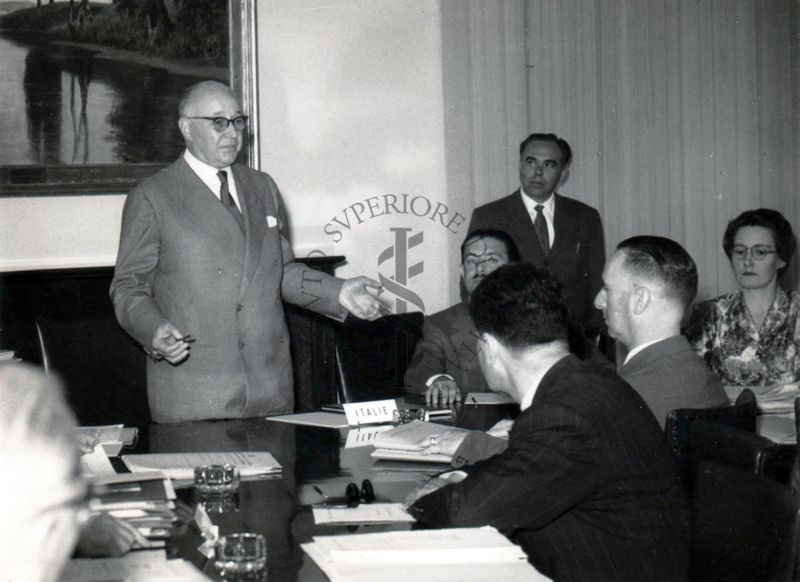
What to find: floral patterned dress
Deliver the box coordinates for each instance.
[686,288,800,386]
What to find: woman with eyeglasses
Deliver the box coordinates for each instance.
[686,208,798,386]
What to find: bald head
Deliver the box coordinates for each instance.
[178,81,236,117]
[177,80,245,169]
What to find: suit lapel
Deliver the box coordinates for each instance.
[507,191,547,264]
[551,194,578,256]
[232,166,265,301]
[173,159,246,264]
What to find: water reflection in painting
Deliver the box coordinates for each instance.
[0,1,227,166]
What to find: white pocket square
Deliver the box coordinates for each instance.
[266,215,278,228]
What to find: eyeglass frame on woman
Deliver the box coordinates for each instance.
[730,245,778,261]
[184,115,248,132]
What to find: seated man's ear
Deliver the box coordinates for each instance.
[630,286,651,316]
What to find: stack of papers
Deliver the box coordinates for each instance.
[301,526,550,582]
[90,472,178,549]
[370,420,466,464]
[121,451,282,482]
[75,424,139,456]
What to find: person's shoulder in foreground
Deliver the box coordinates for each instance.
[0,364,85,582]
[408,263,690,582]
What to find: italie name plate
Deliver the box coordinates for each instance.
[343,399,398,426]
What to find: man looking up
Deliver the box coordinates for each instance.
[405,229,519,405]
[111,80,382,423]
[594,235,727,427]
[468,133,605,356]
[408,263,689,582]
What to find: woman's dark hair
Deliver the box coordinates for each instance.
[722,208,796,270]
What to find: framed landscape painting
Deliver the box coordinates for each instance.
[0,0,257,196]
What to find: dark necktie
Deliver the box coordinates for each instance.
[533,204,550,253]
[217,170,245,233]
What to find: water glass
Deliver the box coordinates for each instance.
[214,533,267,580]
[194,464,240,495]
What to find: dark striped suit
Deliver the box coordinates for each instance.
[409,355,689,582]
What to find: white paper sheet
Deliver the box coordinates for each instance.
[121,451,281,480]
[268,411,351,428]
[80,444,119,477]
[301,526,550,582]
[313,502,415,525]
[465,392,515,405]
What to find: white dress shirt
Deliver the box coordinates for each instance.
[520,190,555,248]
[183,149,241,211]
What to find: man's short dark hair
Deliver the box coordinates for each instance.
[518,133,572,167]
[460,229,521,263]
[469,263,568,350]
[722,208,797,270]
[616,236,698,309]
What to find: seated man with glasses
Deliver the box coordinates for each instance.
[111,80,383,423]
[686,208,800,387]
[405,229,520,405]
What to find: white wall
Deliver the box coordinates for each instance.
[0,195,122,271]
[258,0,460,313]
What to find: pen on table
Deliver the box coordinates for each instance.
[313,484,330,502]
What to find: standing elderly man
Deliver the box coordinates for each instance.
[468,133,605,355]
[405,229,519,405]
[407,264,690,582]
[594,235,727,427]
[111,80,381,423]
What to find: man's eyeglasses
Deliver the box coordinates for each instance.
[185,115,248,132]
[731,245,777,261]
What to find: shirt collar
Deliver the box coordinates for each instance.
[520,189,555,215]
[183,149,234,196]
[519,355,566,411]
[623,335,673,366]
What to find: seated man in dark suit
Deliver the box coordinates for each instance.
[405,229,519,405]
[407,264,690,582]
[595,235,728,428]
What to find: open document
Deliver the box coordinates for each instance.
[302,526,550,582]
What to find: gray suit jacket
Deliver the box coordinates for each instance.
[621,335,728,429]
[404,302,488,395]
[110,157,342,422]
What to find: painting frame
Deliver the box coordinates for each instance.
[0,0,259,198]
